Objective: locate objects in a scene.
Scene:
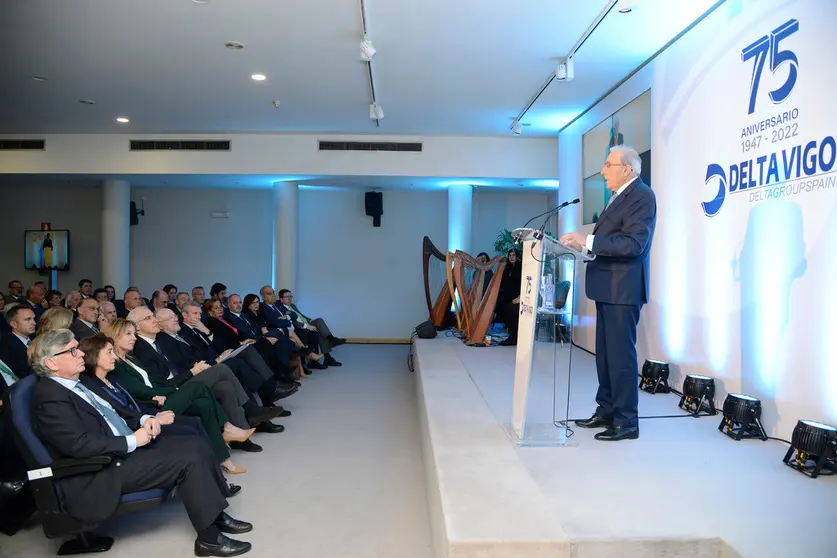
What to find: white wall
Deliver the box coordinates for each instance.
[129,187,274,300]
[296,189,448,339]
[0,133,558,180]
[471,192,551,257]
[0,184,102,293]
[558,0,836,437]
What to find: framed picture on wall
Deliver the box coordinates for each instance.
[24,229,71,270]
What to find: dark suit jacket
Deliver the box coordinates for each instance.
[69,319,98,341]
[586,178,657,305]
[0,335,33,378]
[225,311,261,340]
[32,376,141,523]
[131,337,192,388]
[156,332,206,372]
[109,357,177,402]
[259,303,294,330]
[178,324,220,363]
[205,317,242,353]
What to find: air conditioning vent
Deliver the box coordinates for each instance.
[0,140,45,150]
[130,140,231,151]
[319,141,422,152]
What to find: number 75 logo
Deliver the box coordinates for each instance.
[742,19,799,115]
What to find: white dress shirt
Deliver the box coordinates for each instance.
[121,355,154,388]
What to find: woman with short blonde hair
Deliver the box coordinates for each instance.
[36,307,75,336]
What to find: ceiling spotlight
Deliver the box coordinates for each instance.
[273,100,282,107]
[678,374,717,416]
[225,41,244,50]
[78,99,96,105]
[251,73,266,81]
[360,36,376,61]
[192,0,210,4]
[639,359,671,394]
[783,420,837,478]
[369,102,384,120]
[512,120,523,135]
[555,57,574,81]
[31,75,49,82]
[719,394,767,441]
[115,116,130,124]
[617,0,635,13]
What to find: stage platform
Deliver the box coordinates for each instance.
[413,335,836,558]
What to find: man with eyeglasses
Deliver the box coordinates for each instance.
[560,145,656,442]
[4,281,25,305]
[275,289,346,367]
[28,330,253,556]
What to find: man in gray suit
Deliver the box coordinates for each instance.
[561,145,656,442]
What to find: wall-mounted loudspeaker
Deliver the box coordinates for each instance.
[365,191,383,227]
[130,201,145,226]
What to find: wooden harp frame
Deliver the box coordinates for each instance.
[449,251,505,345]
[422,236,452,328]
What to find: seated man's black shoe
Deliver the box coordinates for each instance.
[227,484,242,498]
[228,439,262,453]
[594,425,639,441]
[324,354,342,367]
[214,512,253,534]
[255,421,284,434]
[574,414,613,429]
[194,533,252,557]
[308,360,327,370]
[270,385,299,402]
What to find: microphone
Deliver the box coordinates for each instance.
[516,198,580,243]
[534,198,580,239]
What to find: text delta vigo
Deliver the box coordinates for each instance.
[701,134,836,217]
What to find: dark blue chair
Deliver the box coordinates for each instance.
[8,374,169,555]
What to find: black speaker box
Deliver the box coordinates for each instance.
[415,320,437,339]
[365,191,383,227]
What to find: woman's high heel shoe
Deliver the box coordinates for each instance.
[223,427,255,444]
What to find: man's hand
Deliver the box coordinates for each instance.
[97,313,109,328]
[134,427,152,447]
[151,395,167,407]
[191,361,210,375]
[220,350,233,359]
[156,410,175,425]
[261,327,269,335]
[239,339,256,345]
[512,296,520,305]
[266,336,278,344]
[143,417,162,437]
[305,324,317,331]
[560,232,587,251]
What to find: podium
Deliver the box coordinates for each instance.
[504,228,595,447]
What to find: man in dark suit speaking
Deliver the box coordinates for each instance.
[561,145,656,442]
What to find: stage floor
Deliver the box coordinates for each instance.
[416,335,837,558]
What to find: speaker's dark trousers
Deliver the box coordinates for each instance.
[594,302,641,428]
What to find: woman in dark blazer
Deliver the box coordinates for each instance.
[103,319,252,474]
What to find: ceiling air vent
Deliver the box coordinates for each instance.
[130,140,231,151]
[319,141,422,152]
[0,140,45,150]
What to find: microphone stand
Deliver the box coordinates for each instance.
[532,198,580,240]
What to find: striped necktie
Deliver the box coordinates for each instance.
[73,383,133,436]
[0,358,18,383]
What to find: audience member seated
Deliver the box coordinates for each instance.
[36,307,75,336]
[118,288,147,318]
[70,298,106,340]
[128,307,280,443]
[103,284,116,302]
[24,285,47,322]
[77,279,93,300]
[45,289,63,309]
[63,291,82,313]
[181,301,299,398]
[151,289,169,311]
[258,286,325,370]
[173,291,189,316]
[163,284,178,305]
[28,330,253,556]
[103,318,253,474]
[93,288,109,302]
[277,288,346,367]
[210,283,228,308]
[0,306,36,378]
[4,281,25,305]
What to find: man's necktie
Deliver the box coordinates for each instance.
[73,383,133,436]
[153,344,179,376]
[0,358,19,383]
[174,334,189,345]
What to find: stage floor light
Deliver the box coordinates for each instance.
[639,359,671,394]
[783,420,837,479]
[719,394,767,441]
[678,374,717,417]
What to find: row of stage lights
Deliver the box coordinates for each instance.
[640,359,837,480]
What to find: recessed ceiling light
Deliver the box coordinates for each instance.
[31,75,49,82]
[115,116,130,124]
[273,100,281,107]
[79,99,96,105]
[617,0,635,13]
[225,41,244,50]
[251,73,266,81]
[192,0,210,4]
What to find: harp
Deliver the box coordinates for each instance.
[449,251,505,345]
[422,236,452,328]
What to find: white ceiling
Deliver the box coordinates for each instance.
[0,173,561,193]
[0,0,721,137]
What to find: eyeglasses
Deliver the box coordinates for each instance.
[54,346,81,358]
[603,162,629,169]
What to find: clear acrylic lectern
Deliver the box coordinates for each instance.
[503,228,595,447]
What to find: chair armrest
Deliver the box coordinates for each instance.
[50,456,112,479]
